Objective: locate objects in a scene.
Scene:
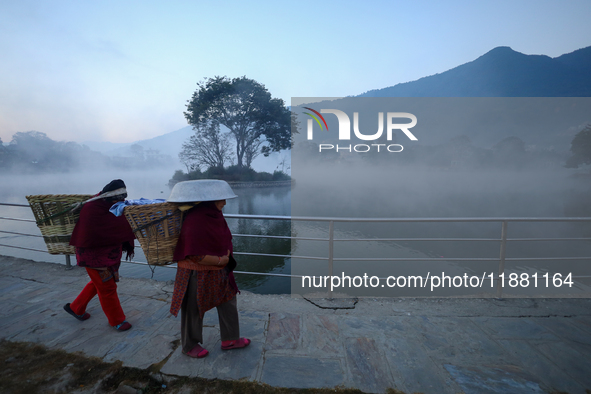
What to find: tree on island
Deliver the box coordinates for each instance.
[183,76,293,169]
[179,120,233,172]
[566,124,591,168]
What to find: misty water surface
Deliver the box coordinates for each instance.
[2,167,591,296]
[290,165,591,297]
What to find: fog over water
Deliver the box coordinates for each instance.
[290,163,591,297]
[289,96,591,297]
[2,163,591,296]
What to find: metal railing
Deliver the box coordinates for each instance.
[2,203,591,297]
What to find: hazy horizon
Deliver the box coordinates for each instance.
[2,1,591,144]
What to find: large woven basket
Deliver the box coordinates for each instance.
[26,194,93,255]
[123,202,182,266]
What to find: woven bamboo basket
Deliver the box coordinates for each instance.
[26,194,93,255]
[123,202,182,266]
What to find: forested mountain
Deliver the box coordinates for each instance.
[359,46,591,97]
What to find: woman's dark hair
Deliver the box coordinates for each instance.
[101,179,126,194]
[101,179,127,202]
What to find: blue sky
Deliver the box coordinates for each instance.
[1,0,590,144]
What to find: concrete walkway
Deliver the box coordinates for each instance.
[1,254,591,394]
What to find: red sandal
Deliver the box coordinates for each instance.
[184,344,209,358]
[113,321,132,331]
[221,337,251,350]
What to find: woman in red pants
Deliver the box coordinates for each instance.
[63,179,135,331]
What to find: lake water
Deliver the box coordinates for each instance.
[289,166,591,298]
[2,167,591,297]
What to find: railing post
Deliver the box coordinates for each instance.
[65,254,73,270]
[328,220,334,298]
[496,221,508,298]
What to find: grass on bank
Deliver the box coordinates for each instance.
[0,340,406,394]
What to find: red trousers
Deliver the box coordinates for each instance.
[70,268,126,326]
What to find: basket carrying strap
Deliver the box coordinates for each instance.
[35,203,81,225]
[34,189,127,225]
[130,212,177,234]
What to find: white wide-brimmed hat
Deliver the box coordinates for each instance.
[167,179,238,203]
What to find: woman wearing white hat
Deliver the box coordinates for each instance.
[168,180,250,358]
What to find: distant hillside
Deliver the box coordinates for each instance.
[359,46,591,97]
[132,126,194,155]
[83,126,194,170]
[83,126,193,158]
[84,125,290,173]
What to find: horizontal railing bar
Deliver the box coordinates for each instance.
[225,214,591,223]
[0,230,43,238]
[505,257,591,261]
[335,238,501,242]
[3,227,591,245]
[233,271,303,278]
[3,239,583,264]
[331,257,591,262]
[336,237,591,242]
[332,257,500,261]
[234,251,326,260]
[2,226,591,245]
[2,203,591,223]
[0,216,35,222]
[2,205,591,223]
[2,211,591,223]
[225,214,291,221]
[0,243,48,253]
[233,234,290,240]
[233,234,327,242]
[508,238,591,242]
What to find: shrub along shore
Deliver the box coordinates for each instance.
[169,166,291,187]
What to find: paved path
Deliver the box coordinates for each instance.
[1,255,591,393]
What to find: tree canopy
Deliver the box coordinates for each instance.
[566,124,591,168]
[178,120,232,171]
[184,76,293,168]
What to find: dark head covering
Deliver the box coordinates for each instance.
[100,179,127,201]
[101,179,126,194]
[70,179,135,259]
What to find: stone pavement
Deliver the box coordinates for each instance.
[1,254,591,394]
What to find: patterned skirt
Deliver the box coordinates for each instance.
[170,267,237,318]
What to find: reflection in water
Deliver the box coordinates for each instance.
[230,218,291,293]
[224,186,292,293]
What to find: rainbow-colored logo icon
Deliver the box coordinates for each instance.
[303,107,328,131]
